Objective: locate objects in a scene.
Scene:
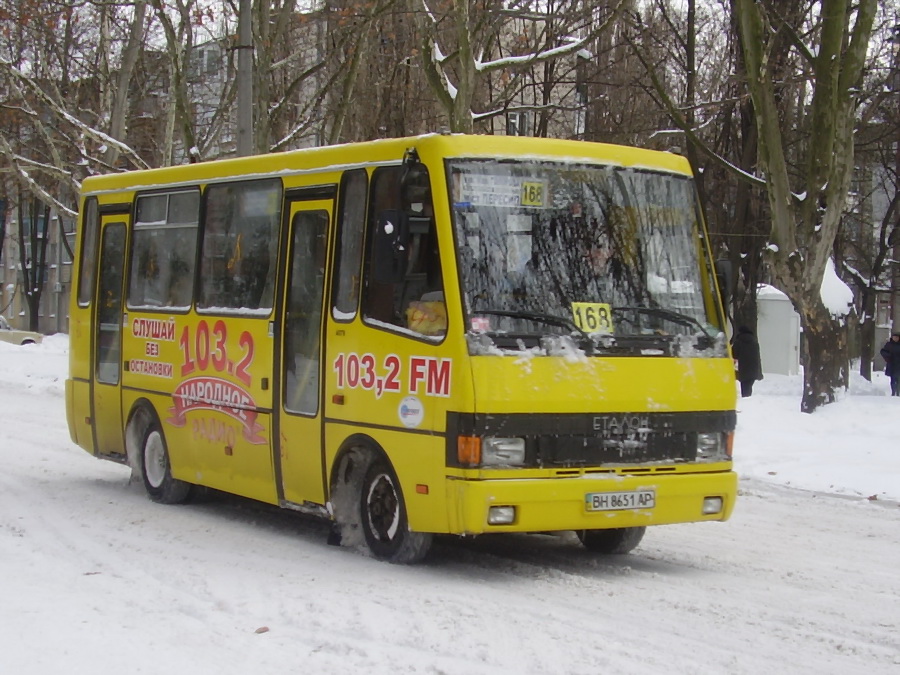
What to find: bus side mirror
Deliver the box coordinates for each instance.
[372,210,409,284]
[400,154,431,215]
[715,259,733,307]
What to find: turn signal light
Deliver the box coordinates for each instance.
[457,436,481,465]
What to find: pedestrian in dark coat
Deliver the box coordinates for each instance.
[880,332,900,397]
[732,325,763,398]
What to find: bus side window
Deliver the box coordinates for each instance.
[284,210,329,415]
[127,191,200,310]
[362,164,444,337]
[199,179,281,312]
[332,169,368,319]
[96,223,127,384]
[77,198,100,307]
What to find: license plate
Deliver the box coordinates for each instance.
[585,490,656,511]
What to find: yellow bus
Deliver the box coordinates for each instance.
[66,134,737,563]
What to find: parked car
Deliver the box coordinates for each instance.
[0,315,43,345]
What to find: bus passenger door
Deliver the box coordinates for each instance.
[277,198,332,506]
[92,219,128,458]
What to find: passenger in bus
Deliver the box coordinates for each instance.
[136,236,164,306]
[239,225,273,309]
[167,258,192,307]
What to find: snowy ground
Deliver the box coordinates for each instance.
[1,336,898,674]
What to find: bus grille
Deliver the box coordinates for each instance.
[445,410,735,468]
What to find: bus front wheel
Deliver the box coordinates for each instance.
[359,457,432,564]
[577,527,646,554]
[140,422,192,504]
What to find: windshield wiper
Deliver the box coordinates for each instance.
[611,306,712,338]
[471,308,590,340]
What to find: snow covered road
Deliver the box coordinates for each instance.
[1,340,898,674]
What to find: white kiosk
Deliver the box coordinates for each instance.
[756,284,801,376]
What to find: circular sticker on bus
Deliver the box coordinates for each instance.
[398,396,424,428]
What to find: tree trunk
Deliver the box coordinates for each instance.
[25,292,40,333]
[105,0,147,167]
[858,288,875,381]
[150,0,195,164]
[735,0,876,412]
[798,299,849,413]
[17,195,49,332]
[327,20,373,144]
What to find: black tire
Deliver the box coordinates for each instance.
[139,422,192,504]
[359,457,432,564]
[577,526,646,554]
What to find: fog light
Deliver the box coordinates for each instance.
[702,496,723,515]
[487,506,516,525]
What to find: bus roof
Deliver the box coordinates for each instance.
[80,134,693,197]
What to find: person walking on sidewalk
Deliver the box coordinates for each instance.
[880,331,900,397]
[732,325,763,398]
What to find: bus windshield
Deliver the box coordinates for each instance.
[448,160,724,354]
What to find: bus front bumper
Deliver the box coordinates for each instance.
[444,470,737,535]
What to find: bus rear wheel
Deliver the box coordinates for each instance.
[140,422,192,504]
[359,458,432,564]
[577,527,646,554]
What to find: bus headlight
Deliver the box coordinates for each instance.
[482,437,526,466]
[696,432,730,462]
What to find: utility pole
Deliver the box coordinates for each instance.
[236,0,253,157]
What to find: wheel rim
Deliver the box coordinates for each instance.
[144,430,167,489]
[365,472,400,543]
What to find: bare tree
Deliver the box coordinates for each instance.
[333,1,444,141]
[16,192,50,332]
[321,0,407,144]
[149,0,202,163]
[417,0,628,134]
[103,0,150,167]
[616,1,766,335]
[735,0,877,412]
[624,0,877,411]
[835,11,900,380]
